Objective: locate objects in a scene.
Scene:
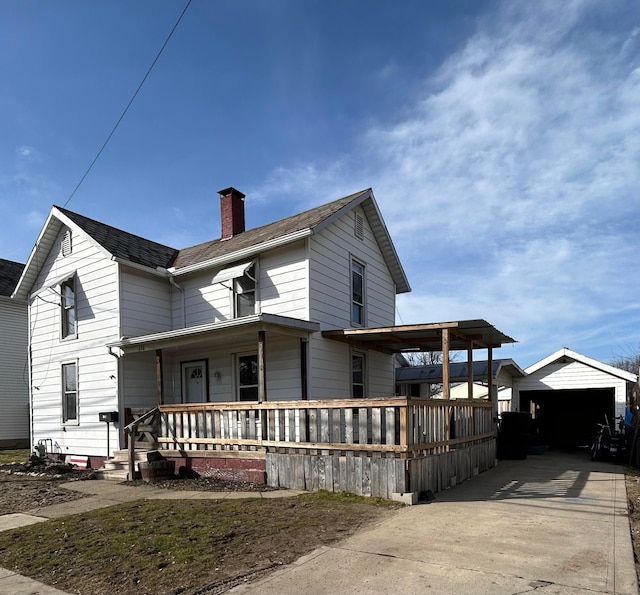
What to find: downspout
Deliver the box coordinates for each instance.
[168,274,185,328]
[107,346,122,454]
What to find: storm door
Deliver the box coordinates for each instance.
[181,360,208,403]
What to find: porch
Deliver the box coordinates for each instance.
[126,397,496,501]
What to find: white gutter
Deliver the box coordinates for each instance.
[111,257,170,277]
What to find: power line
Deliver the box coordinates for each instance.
[63,0,192,208]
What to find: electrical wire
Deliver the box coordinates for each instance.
[63,0,192,208]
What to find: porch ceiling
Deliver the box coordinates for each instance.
[322,319,516,354]
[107,313,320,354]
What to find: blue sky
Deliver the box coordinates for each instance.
[1,0,638,368]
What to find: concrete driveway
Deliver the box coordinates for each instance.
[231,451,637,595]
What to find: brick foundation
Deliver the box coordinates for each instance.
[170,456,266,484]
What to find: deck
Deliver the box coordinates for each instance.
[126,397,497,501]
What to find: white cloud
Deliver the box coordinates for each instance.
[255,0,640,364]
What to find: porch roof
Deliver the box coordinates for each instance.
[322,319,516,354]
[107,313,320,354]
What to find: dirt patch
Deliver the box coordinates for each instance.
[0,460,95,514]
[626,468,640,586]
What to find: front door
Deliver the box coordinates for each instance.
[182,360,208,403]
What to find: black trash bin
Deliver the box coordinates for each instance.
[498,412,531,460]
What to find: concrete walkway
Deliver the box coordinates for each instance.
[230,451,637,595]
[0,451,637,595]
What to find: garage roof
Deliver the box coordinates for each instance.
[322,319,516,354]
[395,359,525,384]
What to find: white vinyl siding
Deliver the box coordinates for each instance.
[29,229,120,457]
[258,242,309,319]
[159,335,303,403]
[306,205,396,399]
[120,269,172,336]
[308,205,395,329]
[0,297,29,444]
[173,242,309,328]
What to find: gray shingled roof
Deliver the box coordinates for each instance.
[56,190,368,272]
[171,190,368,270]
[57,207,178,269]
[0,258,25,296]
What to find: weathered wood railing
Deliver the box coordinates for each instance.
[155,398,494,458]
[123,407,160,479]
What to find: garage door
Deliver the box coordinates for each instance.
[520,388,615,449]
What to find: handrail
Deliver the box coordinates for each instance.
[124,407,159,480]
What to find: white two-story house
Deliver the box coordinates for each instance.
[13,188,415,464]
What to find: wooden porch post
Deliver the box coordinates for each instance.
[155,350,164,405]
[487,346,497,432]
[300,339,308,401]
[442,328,450,400]
[258,330,267,403]
[467,341,474,399]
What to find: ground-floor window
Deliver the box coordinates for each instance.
[62,361,78,423]
[238,353,259,401]
[352,352,366,398]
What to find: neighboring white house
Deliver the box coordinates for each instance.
[12,188,416,463]
[512,347,638,449]
[0,258,29,449]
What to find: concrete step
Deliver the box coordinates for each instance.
[109,449,153,463]
[94,468,130,481]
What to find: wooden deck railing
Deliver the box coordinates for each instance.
[155,397,494,458]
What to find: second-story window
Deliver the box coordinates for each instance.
[351,259,365,326]
[61,276,77,339]
[234,264,256,317]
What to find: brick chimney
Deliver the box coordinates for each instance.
[218,187,246,239]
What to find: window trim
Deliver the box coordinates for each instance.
[61,360,79,425]
[350,257,365,326]
[60,275,77,340]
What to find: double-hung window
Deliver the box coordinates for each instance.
[352,352,366,398]
[351,259,365,326]
[62,362,78,423]
[61,276,77,338]
[212,261,257,318]
[234,265,256,317]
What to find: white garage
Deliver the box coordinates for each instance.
[512,348,637,449]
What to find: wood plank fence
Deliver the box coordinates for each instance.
[146,397,496,499]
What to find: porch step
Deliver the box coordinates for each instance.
[94,468,129,481]
[95,449,155,481]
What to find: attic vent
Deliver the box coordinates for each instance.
[61,230,72,257]
[354,213,364,240]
